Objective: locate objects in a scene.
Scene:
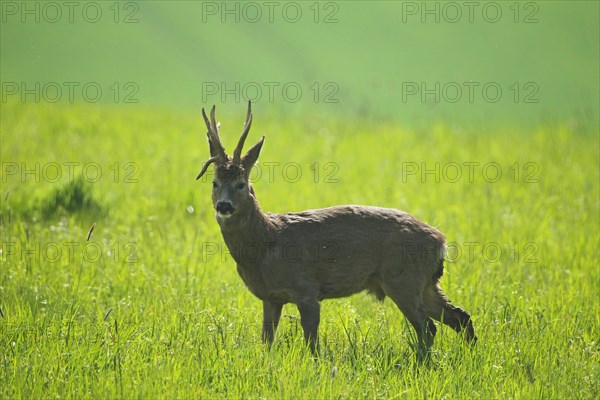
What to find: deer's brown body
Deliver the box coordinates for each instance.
[197,102,476,354]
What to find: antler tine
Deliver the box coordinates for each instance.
[209,105,218,133]
[201,106,211,132]
[232,100,253,163]
[202,106,227,161]
[196,156,218,180]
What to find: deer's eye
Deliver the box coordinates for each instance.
[212,181,218,189]
[236,183,245,190]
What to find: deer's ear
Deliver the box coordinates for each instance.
[241,136,265,170]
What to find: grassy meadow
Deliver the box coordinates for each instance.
[1,100,598,399]
[1,1,599,399]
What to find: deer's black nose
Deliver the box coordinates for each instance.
[216,201,235,214]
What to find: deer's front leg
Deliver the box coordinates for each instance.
[262,301,283,346]
[297,301,321,354]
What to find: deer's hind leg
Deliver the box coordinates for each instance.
[422,283,477,343]
[380,278,436,353]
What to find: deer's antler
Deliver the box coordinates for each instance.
[197,105,228,180]
[203,105,227,161]
[196,156,219,180]
[232,100,253,164]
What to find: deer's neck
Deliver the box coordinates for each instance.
[218,199,274,265]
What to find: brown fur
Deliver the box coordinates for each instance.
[196,103,477,355]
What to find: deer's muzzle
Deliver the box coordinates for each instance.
[216,201,235,217]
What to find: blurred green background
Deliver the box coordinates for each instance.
[1,1,598,129]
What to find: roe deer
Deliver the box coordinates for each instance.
[196,102,476,355]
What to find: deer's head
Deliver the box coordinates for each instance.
[196,101,264,224]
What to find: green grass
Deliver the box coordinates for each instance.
[1,101,598,399]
